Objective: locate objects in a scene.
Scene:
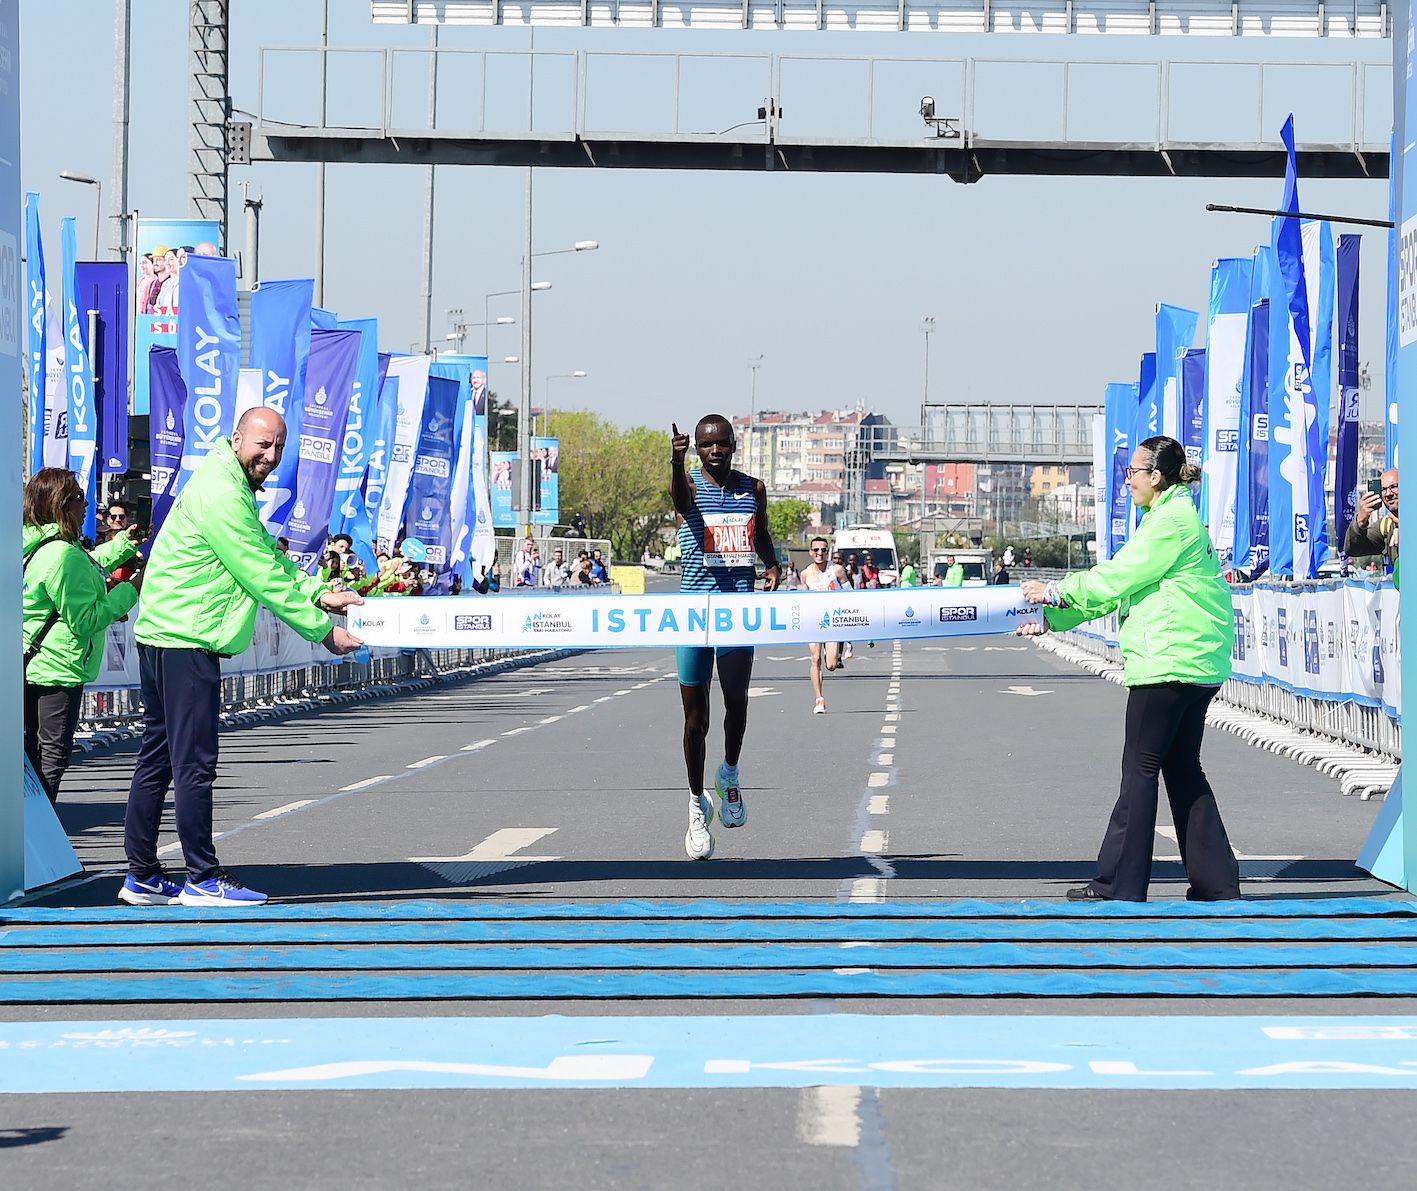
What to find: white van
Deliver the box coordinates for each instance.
[928,547,992,586]
[832,525,900,587]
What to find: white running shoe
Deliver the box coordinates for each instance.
[813,697,826,715]
[843,643,855,661]
[685,791,716,860]
[716,764,746,829]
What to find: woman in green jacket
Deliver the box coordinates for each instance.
[1018,435,1240,903]
[22,468,141,803]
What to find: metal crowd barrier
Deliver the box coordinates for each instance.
[1055,629,1402,764]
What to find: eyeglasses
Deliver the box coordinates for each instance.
[1123,464,1158,479]
[1382,484,1399,494]
[108,511,128,521]
[809,547,828,554]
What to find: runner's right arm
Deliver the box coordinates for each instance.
[670,422,696,517]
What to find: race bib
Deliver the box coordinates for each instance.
[702,511,756,569]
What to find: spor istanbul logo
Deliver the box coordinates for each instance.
[454,614,493,632]
[522,610,575,634]
[818,606,872,631]
[939,605,978,622]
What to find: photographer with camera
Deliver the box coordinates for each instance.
[1345,468,1398,573]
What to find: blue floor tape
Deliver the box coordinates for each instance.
[4,940,1417,975]
[5,896,1412,925]
[7,917,1417,948]
[8,967,1417,1001]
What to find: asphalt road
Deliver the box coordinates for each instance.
[2,621,1414,1191]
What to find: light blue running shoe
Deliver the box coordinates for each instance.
[716,764,746,829]
[177,868,269,907]
[118,871,183,906]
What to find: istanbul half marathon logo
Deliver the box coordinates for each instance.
[818,606,872,631]
[522,610,575,634]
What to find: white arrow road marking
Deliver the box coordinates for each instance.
[238,1055,654,1083]
[1154,825,1300,862]
[413,828,560,864]
[1003,686,1053,696]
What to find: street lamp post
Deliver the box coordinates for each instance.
[541,370,587,437]
[747,354,763,476]
[920,316,936,406]
[59,171,102,258]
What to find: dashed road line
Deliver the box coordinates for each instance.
[461,739,497,752]
[340,776,392,791]
[868,795,889,815]
[254,800,316,820]
[407,755,447,769]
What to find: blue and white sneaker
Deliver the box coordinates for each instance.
[684,791,716,860]
[715,763,746,829]
[118,871,183,906]
[177,868,269,907]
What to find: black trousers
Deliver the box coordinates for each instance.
[123,645,222,883]
[1089,682,1240,903]
[23,683,84,804]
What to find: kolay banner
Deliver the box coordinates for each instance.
[1103,381,1133,559]
[60,217,96,543]
[1202,256,1253,568]
[326,317,381,544]
[174,254,241,502]
[248,278,314,532]
[24,192,53,474]
[284,327,362,571]
[347,587,1045,650]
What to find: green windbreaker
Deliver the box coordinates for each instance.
[22,524,139,687]
[1043,484,1233,687]
[135,438,331,654]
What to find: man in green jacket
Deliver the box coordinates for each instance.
[121,408,363,908]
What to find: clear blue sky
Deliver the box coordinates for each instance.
[19,2,1395,431]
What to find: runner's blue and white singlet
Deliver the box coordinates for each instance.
[678,470,760,595]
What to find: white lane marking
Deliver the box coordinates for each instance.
[877,753,894,765]
[241,1054,652,1083]
[499,688,553,699]
[413,827,561,864]
[407,755,447,769]
[880,725,897,735]
[867,773,889,788]
[614,689,633,695]
[540,715,563,725]
[254,800,315,820]
[747,687,781,698]
[594,696,614,703]
[868,795,889,815]
[461,739,497,752]
[567,705,592,714]
[633,681,653,689]
[1003,685,1053,696]
[799,1085,862,1147]
[502,726,532,737]
[860,829,888,854]
[848,877,886,903]
[884,714,899,723]
[340,776,392,791]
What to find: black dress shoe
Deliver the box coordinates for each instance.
[1185,889,1242,902]
[1066,886,1107,901]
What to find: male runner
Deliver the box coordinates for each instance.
[800,535,849,714]
[671,415,781,860]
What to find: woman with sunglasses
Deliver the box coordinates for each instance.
[22,468,142,803]
[1017,435,1239,903]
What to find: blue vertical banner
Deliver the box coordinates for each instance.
[1103,382,1132,559]
[174,254,241,502]
[1202,257,1253,567]
[283,327,362,570]
[533,435,561,525]
[248,279,314,531]
[1335,234,1362,548]
[1387,132,1400,471]
[359,357,398,566]
[1180,348,1206,466]
[74,262,130,474]
[1132,352,1159,449]
[60,218,96,542]
[1301,217,1336,573]
[403,371,461,579]
[375,353,432,551]
[1155,303,1200,443]
[327,317,380,541]
[24,192,46,475]
[146,347,187,537]
[1234,247,1276,578]
[490,450,516,528]
[439,356,492,583]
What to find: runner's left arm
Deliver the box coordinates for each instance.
[753,477,781,591]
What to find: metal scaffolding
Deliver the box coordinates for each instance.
[189,0,230,244]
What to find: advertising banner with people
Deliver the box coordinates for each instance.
[74,260,130,474]
[533,435,560,525]
[436,355,495,581]
[402,369,461,577]
[489,449,515,527]
[1202,256,1252,568]
[284,327,361,570]
[133,217,221,415]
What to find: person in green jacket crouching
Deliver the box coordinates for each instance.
[22,468,142,804]
[121,408,364,908]
[1018,435,1240,904]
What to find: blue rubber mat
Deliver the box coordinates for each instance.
[3,940,1417,974]
[6,916,1417,948]
[6,967,1417,1001]
[4,896,1411,925]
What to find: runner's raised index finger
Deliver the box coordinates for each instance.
[672,422,680,436]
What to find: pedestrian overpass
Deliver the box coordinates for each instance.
[234,0,1393,181]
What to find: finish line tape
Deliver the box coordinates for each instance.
[348,587,1043,649]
